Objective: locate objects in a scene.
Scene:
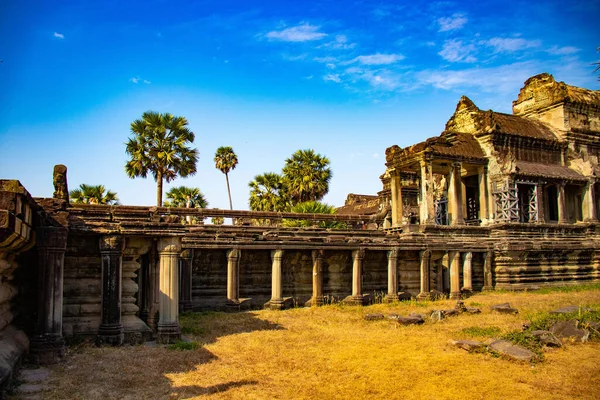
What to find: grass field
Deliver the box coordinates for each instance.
[14,285,600,400]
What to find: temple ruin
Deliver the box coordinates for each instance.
[1,73,599,393]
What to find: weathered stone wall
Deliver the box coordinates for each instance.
[398,251,420,294]
[192,249,227,310]
[282,250,312,305]
[363,250,388,296]
[322,251,352,302]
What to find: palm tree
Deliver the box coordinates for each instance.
[282,149,332,205]
[214,146,238,210]
[69,184,119,205]
[248,172,289,212]
[164,186,208,208]
[125,111,198,206]
[282,201,346,229]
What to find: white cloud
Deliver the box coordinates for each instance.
[324,74,341,83]
[485,37,541,53]
[437,13,467,32]
[351,53,405,65]
[305,75,314,80]
[546,45,580,55]
[143,80,151,84]
[438,39,477,63]
[129,77,140,84]
[314,56,338,63]
[321,34,356,50]
[326,63,336,69]
[53,32,64,39]
[266,23,327,42]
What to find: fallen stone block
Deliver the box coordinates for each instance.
[488,340,536,362]
[549,320,589,342]
[550,305,592,315]
[531,330,562,347]
[442,309,459,317]
[490,303,519,314]
[450,339,486,352]
[429,290,446,301]
[395,316,424,325]
[465,307,481,314]
[430,310,444,322]
[409,312,425,319]
[364,313,385,321]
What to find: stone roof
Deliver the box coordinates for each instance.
[336,194,380,215]
[515,161,586,181]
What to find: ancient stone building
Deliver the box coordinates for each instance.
[0,73,599,394]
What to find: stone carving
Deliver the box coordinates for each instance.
[52,164,69,201]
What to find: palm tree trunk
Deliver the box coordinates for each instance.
[157,171,163,207]
[226,173,233,210]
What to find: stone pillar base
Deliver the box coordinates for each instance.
[416,292,430,300]
[342,295,364,306]
[97,323,124,346]
[305,296,325,307]
[449,291,461,300]
[482,286,494,291]
[265,299,285,310]
[180,301,194,313]
[225,298,252,312]
[29,335,65,365]
[384,294,399,303]
[157,323,181,344]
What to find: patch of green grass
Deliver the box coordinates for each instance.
[167,341,201,351]
[525,307,600,332]
[531,283,600,294]
[467,301,483,307]
[501,331,544,361]
[461,326,502,337]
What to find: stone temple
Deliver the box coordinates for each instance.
[1,73,599,393]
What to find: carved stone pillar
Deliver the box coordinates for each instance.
[417,250,431,299]
[390,170,403,227]
[30,226,67,364]
[350,249,365,305]
[385,249,399,302]
[226,248,240,305]
[482,251,494,291]
[462,252,473,291]
[179,249,193,312]
[156,237,181,344]
[420,160,435,225]
[536,184,546,223]
[308,250,324,306]
[437,252,447,292]
[583,179,598,222]
[478,166,489,224]
[449,251,461,299]
[143,246,160,331]
[557,182,568,223]
[268,249,284,310]
[97,235,125,346]
[121,237,152,344]
[448,162,465,225]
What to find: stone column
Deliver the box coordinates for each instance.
[268,249,284,310]
[144,246,160,331]
[179,249,193,312]
[30,226,68,364]
[122,237,152,344]
[448,162,465,225]
[350,249,365,304]
[417,250,431,299]
[536,184,546,223]
[420,160,435,225]
[583,179,598,222]
[482,251,494,290]
[310,250,324,306]
[226,248,241,305]
[437,252,448,292]
[390,170,403,227]
[156,237,181,344]
[97,235,125,346]
[462,252,473,291]
[478,166,489,224]
[385,249,399,302]
[449,251,461,299]
[557,182,568,224]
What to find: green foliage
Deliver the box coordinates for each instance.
[529,283,600,294]
[125,111,198,206]
[282,201,347,229]
[282,149,331,204]
[167,340,201,351]
[501,331,544,360]
[165,186,208,208]
[461,326,502,337]
[214,146,238,210]
[248,172,289,212]
[69,184,119,205]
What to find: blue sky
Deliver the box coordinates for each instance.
[1,0,598,209]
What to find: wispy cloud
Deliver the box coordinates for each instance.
[437,13,467,32]
[130,77,151,84]
[350,53,405,65]
[266,23,327,42]
[283,53,308,61]
[546,45,580,55]
[320,34,356,50]
[53,32,64,39]
[143,80,151,84]
[324,73,341,83]
[485,37,541,53]
[130,77,140,84]
[438,39,477,63]
[314,56,338,63]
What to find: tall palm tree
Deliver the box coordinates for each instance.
[248,172,289,212]
[69,184,119,205]
[125,111,198,206]
[282,201,346,229]
[282,149,332,205]
[164,186,208,208]
[214,146,238,210]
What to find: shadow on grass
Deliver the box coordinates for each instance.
[169,379,258,398]
[179,311,284,345]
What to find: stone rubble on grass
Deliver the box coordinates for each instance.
[428,289,446,301]
[490,303,519,314]
[531,330,562,347]
[450,339,486,352]
[430,310,444,322]
[550,305,592,315]
[549,320,590,342]
[488,340,537,362]
[364,313,385,321]
[395,315,425,325]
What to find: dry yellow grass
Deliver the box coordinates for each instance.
[15,288,600,400]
